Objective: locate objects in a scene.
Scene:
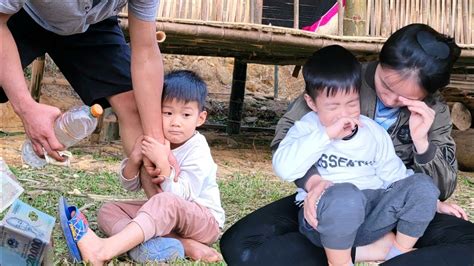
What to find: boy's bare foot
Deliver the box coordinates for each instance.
[355,232,396,262]
[180,238,222,262]
[76,227,109,266]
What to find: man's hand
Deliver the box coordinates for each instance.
[304,176,333,229]
[129,135,144,166]
[325,117,361,140]
[399,96,435,153]
[437,201,468,220]
[20,102,64,160]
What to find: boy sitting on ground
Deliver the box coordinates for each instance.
[59,70,225,265]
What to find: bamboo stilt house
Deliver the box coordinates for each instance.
[30,0,474,136]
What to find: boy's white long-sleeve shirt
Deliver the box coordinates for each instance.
[120,132,225,228]
[273,112,413,200]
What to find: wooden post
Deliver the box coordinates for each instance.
[274,65,279,99]
[294,0,299,29]
[227,58,247,135]
[344,0,367,36]
[29,55,46,102]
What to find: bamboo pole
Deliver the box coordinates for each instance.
[370,0,376,36]
[405,0,410,26]
[447,0,452,35]
[294,0,299,29]
[374,0,381,36]
[441,0,446,33]
[157,0,165,17]
[249,0,255,23]
[382,0,390,37]
[470,0,473,43]
[416,0,420,23]
[201,0,208,21]
[366,0,372,35]
[456,0,462,43]
[439,0,442,31]
[118,15,474,59]
[338,0,344,35]
[462,0,469,43]
[244,0,250,23]
[179,0,185,18]
[390,0,396,33]
[451,0,457,38]
[255,0,263,24]
[343,0,367,36]
[395,0,400,32]
[411,0,416,24]
[216,0,223,22]
[236,1,242,23]
[400,0,405,28]
[229,0,237,22]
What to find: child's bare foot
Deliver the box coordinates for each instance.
[180,238,222,262]
[355,232,395,262]
[75,226,109,265]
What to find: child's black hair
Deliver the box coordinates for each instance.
[303,45,361,99]
[379,23,460,94]
[163,70,208,111]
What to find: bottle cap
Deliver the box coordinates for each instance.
[90,104,103,117]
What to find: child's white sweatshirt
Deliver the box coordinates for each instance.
[120,132,225,228]
[273,112,413,200]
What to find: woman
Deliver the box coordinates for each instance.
[220,24,474,266]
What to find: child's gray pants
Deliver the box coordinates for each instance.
[298,173,440,250]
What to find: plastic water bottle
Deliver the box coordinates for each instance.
[21,104,103,168]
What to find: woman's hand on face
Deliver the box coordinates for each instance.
[398,96,435,153]
[437,201,468,220]
[304,177,333,229]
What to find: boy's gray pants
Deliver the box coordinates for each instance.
[299,174,440,250]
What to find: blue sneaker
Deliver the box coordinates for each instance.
[128,237,185,263]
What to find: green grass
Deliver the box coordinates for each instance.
[5,159,474,265]
[6,162,295,265]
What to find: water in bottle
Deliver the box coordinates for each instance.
[21,104,103,168]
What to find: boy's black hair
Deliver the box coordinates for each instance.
[163,70,208,111]
[303,45,361,99]
[379,23,460,94]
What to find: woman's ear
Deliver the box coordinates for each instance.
[197,110,207,127]
[304,93,318,113]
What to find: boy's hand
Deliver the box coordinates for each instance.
[142,136,170,170]
[304,177,333,229]
[325,117,361,140]
[437,201,468,220]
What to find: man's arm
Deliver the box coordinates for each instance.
[128,13,164,141]
[0,13,63,159]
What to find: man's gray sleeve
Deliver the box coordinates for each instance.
[0,0,25,14]
[128,0,160,21]
[271,93,317,190]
